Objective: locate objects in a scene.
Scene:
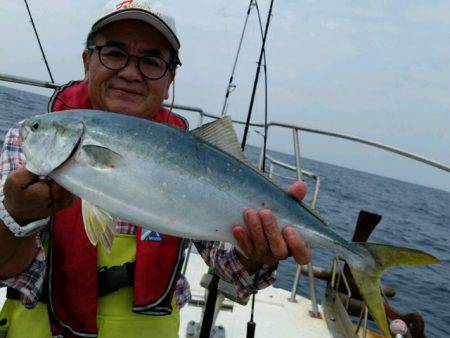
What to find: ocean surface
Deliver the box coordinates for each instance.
[0,84,449,337]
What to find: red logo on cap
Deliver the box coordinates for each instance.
[116,0,134,10]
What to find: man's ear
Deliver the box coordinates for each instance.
[164,71,175,100]
[82,50,90,81]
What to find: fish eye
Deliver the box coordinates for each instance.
[32,122,39,130]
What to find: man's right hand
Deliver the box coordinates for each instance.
[3,167,75,225]
[0,167,74,277]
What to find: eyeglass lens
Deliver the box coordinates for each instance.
[99,46,167,79]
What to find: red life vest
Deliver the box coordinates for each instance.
[46,81,188,337]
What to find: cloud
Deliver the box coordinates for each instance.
[404,1,450,24]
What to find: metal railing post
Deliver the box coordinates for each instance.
[268,162,274,179]
[289,129,320,317]
[181,241,193,275]
[308,178,320,316]
[292,129,302,180]
[197,113,204,128]
[289,265,302,302]
[363,306,368,338]
[310,178,320,209]
[307,261,320,317]
[255,130,266,171]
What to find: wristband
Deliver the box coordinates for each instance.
[0,188,49,237]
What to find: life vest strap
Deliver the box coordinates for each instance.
[97,262,135,297]
[6,262,137,303]
[6,287,48,303]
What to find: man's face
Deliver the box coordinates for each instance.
[83,20,175,119]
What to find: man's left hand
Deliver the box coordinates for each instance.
[232,181,311,274]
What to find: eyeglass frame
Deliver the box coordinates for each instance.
[86,44,181,80]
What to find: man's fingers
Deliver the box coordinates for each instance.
[287,181,308,201]
[21,181,53,204]
[50,181,75,207]
[4,167,37,193]
[283,226,311,265]
[13,167,40,187]
[24,180,73,207]
[259,209,289,260]
[244,209,271,257]
[232,226,254,257]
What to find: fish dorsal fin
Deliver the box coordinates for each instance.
[191,116,253,167]
[81,200,117,253]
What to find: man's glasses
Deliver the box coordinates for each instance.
[87,45,178,80]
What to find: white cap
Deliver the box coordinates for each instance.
[91,0,180,51]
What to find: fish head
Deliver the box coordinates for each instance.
[20,114,84,175]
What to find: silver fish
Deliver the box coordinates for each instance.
[20,109,438,336]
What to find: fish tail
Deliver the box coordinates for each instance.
[347,243,439,336]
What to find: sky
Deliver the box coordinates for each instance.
[0,0,449,191]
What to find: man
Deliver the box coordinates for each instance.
[0,1,310,337]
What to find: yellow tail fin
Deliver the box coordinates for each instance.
[348,243,439,337]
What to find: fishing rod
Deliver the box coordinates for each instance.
[220,0,255,117]
[200,2,272,337]
[23,0,55,83]
[244,2,274,337]
[241,0,275,151]
[220,1,270,166]
[254,1,269,173]
[245,1,270,336]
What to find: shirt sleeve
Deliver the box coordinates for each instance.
[0,124,47,308]
[193,240,276,301]
[0,124,25,184]
[174,274,191,309]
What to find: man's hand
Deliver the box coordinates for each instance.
[232,181,311,274]
[0,167,75,277]
[3,167,75,225]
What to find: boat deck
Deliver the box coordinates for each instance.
[179,253,333,337]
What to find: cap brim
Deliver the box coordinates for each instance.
[91,9,180,51]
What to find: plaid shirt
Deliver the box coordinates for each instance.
[0,123,276,309]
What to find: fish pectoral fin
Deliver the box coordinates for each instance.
[81,199,117,253]
[82,145,123,170]
[191,116,254,167]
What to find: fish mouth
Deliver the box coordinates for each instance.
[19,125,28,142]
[19,121,33,143]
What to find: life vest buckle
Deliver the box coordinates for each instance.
[97,262,135,297]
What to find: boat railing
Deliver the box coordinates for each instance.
[330,257,369,338]
[1,73,448,173]
[0,73,59,89]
